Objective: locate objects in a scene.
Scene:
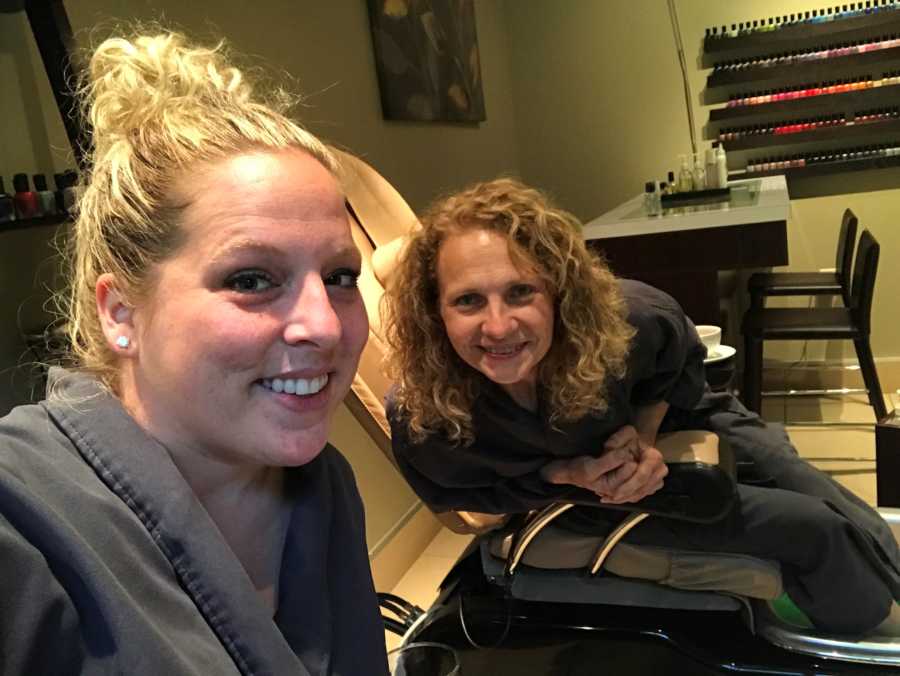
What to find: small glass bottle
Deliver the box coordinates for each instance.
[692,153,707,191]
[677,155,694,192]
[643,181,660,215]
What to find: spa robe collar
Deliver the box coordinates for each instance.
[43,369,310,676]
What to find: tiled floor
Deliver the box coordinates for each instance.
[383,391,899,652]
[385,527,474,652]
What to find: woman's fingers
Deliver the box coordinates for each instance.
[604,425,638,451]
[594,460,637,495]
[540,448,633,487]
[602,447,668,504]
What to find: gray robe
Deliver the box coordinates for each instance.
[0,369,388,675]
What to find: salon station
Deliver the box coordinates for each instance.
[4,1,900,674]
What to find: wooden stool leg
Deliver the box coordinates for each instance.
[750,290,764,310]
[743,334,763,414]
[876,413,900,507]
[854,337,887,422]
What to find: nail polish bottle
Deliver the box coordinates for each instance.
[667,171,677,192]
[60,170,80,216]
[0,178,15,224]
[53,173,67,214]
[32,174,56,217]
[12,174,39,220]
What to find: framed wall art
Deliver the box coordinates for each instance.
[367,0,486,122]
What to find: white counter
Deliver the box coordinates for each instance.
[583,175,790,240]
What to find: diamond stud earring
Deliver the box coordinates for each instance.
[115,336,130,349]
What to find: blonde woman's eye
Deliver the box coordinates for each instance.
[225,270,276,293]
[325,268,360,289]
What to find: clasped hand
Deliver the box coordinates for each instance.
[540,425,668,504]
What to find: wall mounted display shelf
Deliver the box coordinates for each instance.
[2,213,71,233]
[702,1,900,194]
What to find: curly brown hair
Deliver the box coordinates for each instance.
[381,178,635,444]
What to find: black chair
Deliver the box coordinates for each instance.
[742,229,886,421]
[748,208,858,309]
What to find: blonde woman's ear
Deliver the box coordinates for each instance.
[96,273,136,352]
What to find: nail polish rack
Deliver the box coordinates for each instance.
[744,142,900,178]
[0,171,80,233]
[703,2,900,193]
[1,2,83,235]
[703,1,900,67]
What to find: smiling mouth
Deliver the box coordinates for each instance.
[260,374,330,396]
[480,343,527,357]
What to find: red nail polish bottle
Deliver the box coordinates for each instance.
[12,174,39,220]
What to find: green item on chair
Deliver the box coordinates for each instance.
[769,592,815,629]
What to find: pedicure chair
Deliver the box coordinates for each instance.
[336,149,900,674]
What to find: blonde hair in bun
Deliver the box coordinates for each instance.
[64,30,336,390]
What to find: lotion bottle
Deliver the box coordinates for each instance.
[706,143,719,188]
[716,144,729,187]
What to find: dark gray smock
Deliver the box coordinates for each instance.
[389,280,900,633]
[0,369,388,675]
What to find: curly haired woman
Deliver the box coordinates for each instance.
[382,178,900,637]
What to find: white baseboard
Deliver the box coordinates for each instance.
[369,503,442,593]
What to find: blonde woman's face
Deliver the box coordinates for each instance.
[122,150,368,469]
[437,229,554,406]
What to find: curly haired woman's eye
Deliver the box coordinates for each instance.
[507,284,536,302]
[453,293,483,308]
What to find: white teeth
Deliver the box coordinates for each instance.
[484,344,522,355]
[264,374,328,396]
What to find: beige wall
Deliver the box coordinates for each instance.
[63,0,521,211]
[505,0,900,369]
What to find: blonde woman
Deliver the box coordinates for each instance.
[382,178,900,636]
[0,32,387,674]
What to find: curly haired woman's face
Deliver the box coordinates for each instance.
[107,150,368,470]
[437,229,554,408]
